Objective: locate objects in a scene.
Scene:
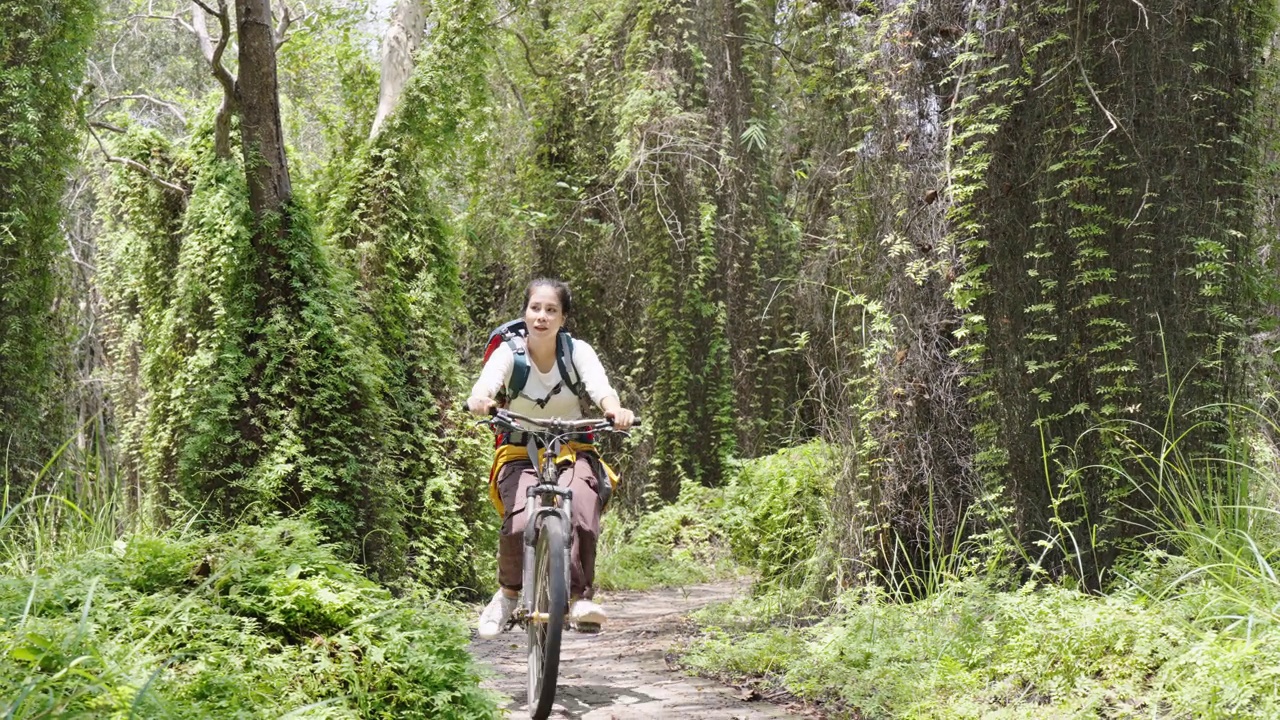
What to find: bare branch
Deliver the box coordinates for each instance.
[275,1,291,49]
[192,0,237,157]
[724,32,810,73]
[86,122,187,196]
[92,94,188,126]
[489,6,518,26]
[502,27,550,79]
[192,3,216,61]
[113,12,193,31]
[191,0,220,17]
[90,120,127,134]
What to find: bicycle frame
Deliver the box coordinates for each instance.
[479,407,638,720]
[519,430,573,623]
[487,409,617,623]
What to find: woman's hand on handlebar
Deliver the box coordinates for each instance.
[604,407,635,431]
[467,396,497,416]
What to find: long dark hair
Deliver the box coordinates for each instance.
[524,277,572,317]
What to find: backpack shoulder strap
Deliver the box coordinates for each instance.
[555,331,586,400]
[487,320,529,400]
[506,332,530,399]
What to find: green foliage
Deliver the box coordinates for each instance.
[0,0,98,481]
[453,0,811,506]
[318,0,495,595]
[276,2,380,188]
[99,122,406,578]
[678,396,1280,719]
[686,579,1184,719]
[684,565,1280,719]
[595,440,838,593]
[640,199,739,498]
[720,441,838,597]
[0,517,499,719]
[93,0,506,592]
[595,482,738,591]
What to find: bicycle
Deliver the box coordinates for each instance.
[481,407,637,720]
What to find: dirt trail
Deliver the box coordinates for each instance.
[469,582,809,719]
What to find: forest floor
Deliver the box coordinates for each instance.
[469,581,818,719]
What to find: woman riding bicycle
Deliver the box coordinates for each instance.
[467,277,636,639]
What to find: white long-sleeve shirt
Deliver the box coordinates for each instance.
[470,338,618,422]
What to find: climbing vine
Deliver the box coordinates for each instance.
[320,0,495,592]
[99,123,406,577]
[0,0,98,482]
[948,0,1271,582]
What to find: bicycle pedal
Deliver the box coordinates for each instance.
[573,622,602,634]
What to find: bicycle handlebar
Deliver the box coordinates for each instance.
[487,406,641,433]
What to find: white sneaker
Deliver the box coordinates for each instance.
[569,599,607,629]
[477,591,518,639]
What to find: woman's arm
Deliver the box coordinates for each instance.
[598,394,635,430]
[467,343,513,415]
[574,341,634,429]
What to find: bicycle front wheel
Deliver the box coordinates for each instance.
[527,517,568,719]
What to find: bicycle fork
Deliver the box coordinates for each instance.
[521,485,573,620]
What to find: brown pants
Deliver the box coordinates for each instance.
[497,456,601,599]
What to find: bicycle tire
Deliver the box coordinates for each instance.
[527,516,568,719]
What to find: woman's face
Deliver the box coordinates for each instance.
[524,285,565,340]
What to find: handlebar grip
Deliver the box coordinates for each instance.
[462,400,500,415]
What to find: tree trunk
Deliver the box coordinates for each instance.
[371,0,427,139]
[235,0,292,217]
[967,0,1258,584]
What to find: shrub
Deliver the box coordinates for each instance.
[0,517,498,719]
[721,440,839,596]
[595,482,738,590]
[594,440,839,592]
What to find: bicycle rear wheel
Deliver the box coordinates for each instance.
[527,517,568,719]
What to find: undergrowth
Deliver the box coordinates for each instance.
[595,482,739,591]
[0,515,499,719]
[682,558,1280,719]
[609,416,1280,718]
[594,440,837,591]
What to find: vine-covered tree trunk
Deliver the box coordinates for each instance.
[960,0,1264,583]
[702,0,809,457]
[807,0,1269,593]
[0,0,98,484]
[98,0,409,579]
[779,0,979,594]
[321,0,496,594]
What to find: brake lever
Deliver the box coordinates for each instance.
[591,422,629,437]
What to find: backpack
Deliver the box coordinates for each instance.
[482,319,586,408]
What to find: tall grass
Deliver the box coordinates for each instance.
[1088,405,1280,635]
[0,434,127,574]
